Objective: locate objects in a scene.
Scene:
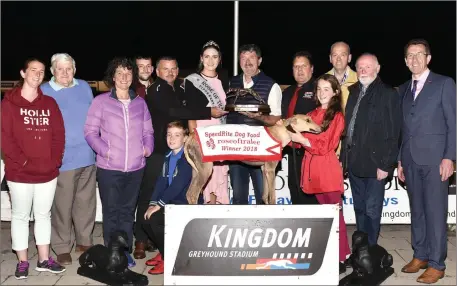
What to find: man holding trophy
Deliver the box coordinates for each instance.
[225,44,282,205]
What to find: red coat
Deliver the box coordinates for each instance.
[300,108,345,194]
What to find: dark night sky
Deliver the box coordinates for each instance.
[1,1,455,87]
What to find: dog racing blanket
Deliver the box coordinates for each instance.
[194,124,282,162]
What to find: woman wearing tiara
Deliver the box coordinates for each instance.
[184,40,230,204]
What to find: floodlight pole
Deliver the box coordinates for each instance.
[233,1,239,76]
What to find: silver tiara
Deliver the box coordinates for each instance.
[203,40,220,49]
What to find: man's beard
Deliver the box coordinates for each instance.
[139,75,151,82]
[359,75,376,86]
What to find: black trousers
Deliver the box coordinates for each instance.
[97,167,144,251]
[134,153,165,243]
[286,147,319,205]
[144,208,165,257]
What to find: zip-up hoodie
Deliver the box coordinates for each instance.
[149,149,192,207]
[1,87,65,183]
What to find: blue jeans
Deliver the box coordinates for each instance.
[348,171,386,245]
[97,167,144,251]
[229,162,264,205]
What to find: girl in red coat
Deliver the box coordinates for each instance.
[288,74,351,273]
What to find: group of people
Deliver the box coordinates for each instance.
[1,38,455,284]
[284,40,455,284]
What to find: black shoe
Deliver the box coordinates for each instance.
[344,256,352,268]
[36,257,66,274]
[15,261,29,280]
[146,240,157,252]
[339,262,346,274]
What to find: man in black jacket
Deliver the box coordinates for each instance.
[340,53,401,246]
[133,56,210,259]
[281,51,318,205]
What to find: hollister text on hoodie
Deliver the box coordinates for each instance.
[1,87,65,183]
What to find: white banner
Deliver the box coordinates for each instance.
[229,155,456,224]
[164,205,339,285]
[194,124,282,162]
[1,158,455,224]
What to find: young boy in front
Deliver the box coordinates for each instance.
[142,121,201,275]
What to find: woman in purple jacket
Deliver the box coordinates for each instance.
[84,58,154,267]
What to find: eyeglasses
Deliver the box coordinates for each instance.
[406,52,429,59]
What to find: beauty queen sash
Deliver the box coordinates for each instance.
[185,73,226,124]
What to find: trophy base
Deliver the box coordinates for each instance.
[225,104,271,114]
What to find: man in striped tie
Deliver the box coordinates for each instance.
[340,53,401,247]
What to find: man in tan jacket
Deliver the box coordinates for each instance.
[327,41,358,112]
[327,41,358,156]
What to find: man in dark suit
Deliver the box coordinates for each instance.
[340,53,401,246]
[281,51,318,205]
[397,39,456,284]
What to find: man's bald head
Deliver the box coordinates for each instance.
[330,42,351,54]
[329,41,352,73]
[355,53,380,86]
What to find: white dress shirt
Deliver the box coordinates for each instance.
[412,68,430,100]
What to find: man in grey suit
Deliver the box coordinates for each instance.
[398,39,456,284]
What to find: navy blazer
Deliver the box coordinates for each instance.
[398,71,456,166]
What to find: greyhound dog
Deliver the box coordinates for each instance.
[256,259,296,270]
[184,114,322,205]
